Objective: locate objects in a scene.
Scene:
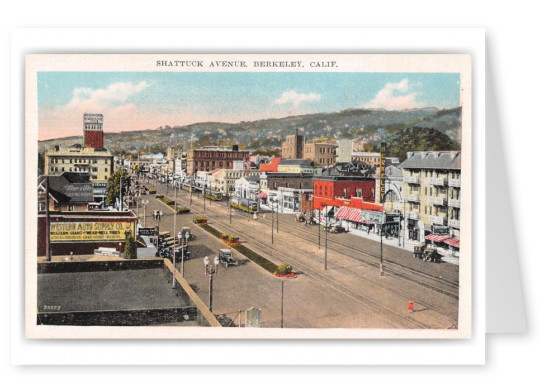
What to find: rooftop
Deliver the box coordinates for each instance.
[399,151,461,170]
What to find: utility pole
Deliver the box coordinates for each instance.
[280,280,284,328]
[45,176,51,261]
[172,182,177,289]
[325,205,328,270]
[276,200,279,233]
[271,202,274,245]
[318,208,321,250]
[119,174,122,211]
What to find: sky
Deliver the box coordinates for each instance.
[37,72,460,141]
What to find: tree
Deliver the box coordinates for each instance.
[106,169,131,206]
[124,231,137,259]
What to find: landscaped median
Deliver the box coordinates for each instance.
[193,216,295,277]
[155,194,191,214]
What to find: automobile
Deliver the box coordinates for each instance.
[329,225,347,233]
[218,249,238,267]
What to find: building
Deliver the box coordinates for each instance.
[336,139,353,163]
[44,144,114,182]
[258,172,314,213]
[210,168,260,196]
[38,173,96,212]
[399,151,461,247]
[258,157,282,172]
[281,133,305,159]
[234,176,261,201]
[277,159,322,175]
[313,162,381,232]
[186,145,250,174]
[167,146,183,160]
[304,142,336,166]
[83,113,104,148]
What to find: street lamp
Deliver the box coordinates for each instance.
[203,256,220,312]
[323,203,328,271]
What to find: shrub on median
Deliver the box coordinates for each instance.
[193,216,208,224]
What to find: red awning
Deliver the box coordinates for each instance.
[444,237,460,248]
[257,192,267,199]
[335,207,365,224]
[425,234,451,242]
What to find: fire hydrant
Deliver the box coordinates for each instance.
[408,300,414,313]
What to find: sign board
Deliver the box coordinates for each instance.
[432,225,450,235]
[379,142,386,203]
[50,221,135,242]
[361,210,385,224]
[139,227,157,236]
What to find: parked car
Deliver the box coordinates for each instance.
[329,225,347,233]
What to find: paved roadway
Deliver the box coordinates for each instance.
[134,177,459,329]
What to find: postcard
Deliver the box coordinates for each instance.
[25,53,472,339]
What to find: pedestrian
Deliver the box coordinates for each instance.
[408,300,414,313]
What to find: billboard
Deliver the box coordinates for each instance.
[50,221,134,242]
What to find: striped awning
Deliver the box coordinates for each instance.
[425,234,451,242]
[444,237,460,248]
[335,207,365,224]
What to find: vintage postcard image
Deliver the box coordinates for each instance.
[26,54,472,339]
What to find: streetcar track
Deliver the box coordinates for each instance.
[145,183,457,328]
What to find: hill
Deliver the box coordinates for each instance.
[38,107,462,155]
[384,127,461,161]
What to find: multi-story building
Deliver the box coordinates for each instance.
[304,142,336,166]
[336,139,353,163]
[399,151,461,245]
[210,168,260,196]
[83,113,104,148]
[311,162,383,235]
[186,145,250,174]
[258,172,314,213]
[167,146,183,160]
[44,144,114,183]
[281,133,305,159]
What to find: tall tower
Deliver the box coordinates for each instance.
[83,113,104,148]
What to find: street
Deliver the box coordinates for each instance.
[135,176,459,329]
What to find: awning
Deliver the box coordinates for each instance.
[257,192,267,199]
[335,206,365,224]
[444,237,460,248]
[425,234,451,242]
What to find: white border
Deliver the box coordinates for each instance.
[11,27,485,365]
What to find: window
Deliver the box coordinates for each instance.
[430,187,433,196]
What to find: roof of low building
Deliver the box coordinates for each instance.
[399,151,461,170]
[38,173,94,203]
[279,159,318,167]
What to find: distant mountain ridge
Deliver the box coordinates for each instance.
[38,107,462,154]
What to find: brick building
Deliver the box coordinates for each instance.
[186,145,250,174]
[83,113,104,148]
[281,133,305,159]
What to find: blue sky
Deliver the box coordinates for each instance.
[38,72,460,140]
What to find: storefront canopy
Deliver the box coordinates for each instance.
[425,234,451,243]
[443,237,460,248]
[335,206,365,224]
